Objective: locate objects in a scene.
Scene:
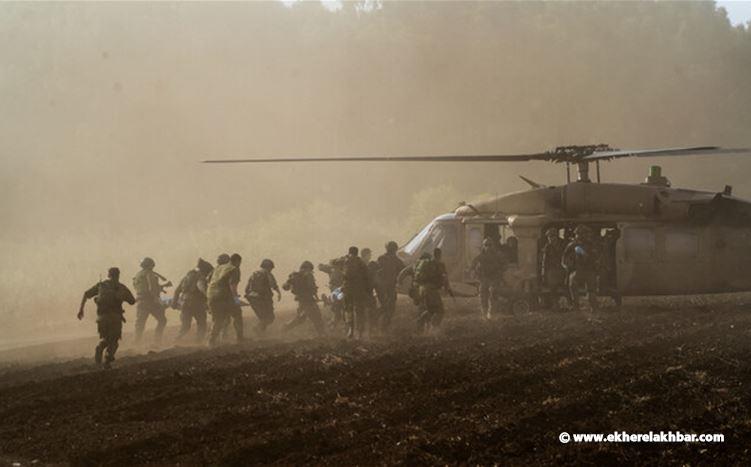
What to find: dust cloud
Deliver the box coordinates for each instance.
[1,1,749,345]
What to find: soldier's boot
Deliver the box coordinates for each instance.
[94,341,105,366]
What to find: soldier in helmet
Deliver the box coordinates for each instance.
[342,246,371,339]
[207,253,244,346]
[173,258,214,342]
[541,228,567,310]
[562,225,600,311]
[78,267,135,368]
[282,261,325,336]
[414,248,453,333]
[318,256,346,328]
[469,237,506,319]
[376,240,405,332]
[132,257,169,345]
[245,258,282,334]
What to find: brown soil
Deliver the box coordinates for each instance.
[1,300,750,465]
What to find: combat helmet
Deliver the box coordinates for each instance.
[385,241,399,253]
[260,259,275,270]
[140,257,155,269]
[217,253,230,265]
[300,260,314,271]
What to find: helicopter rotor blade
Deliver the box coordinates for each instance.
[583,146,751,161]
[202,153,551,164]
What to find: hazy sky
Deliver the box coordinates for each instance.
[717,0,751,25]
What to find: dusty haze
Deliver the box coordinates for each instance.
[1,1,750,345]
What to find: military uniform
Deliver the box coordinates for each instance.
[342,254,371,338]
[414,255,447,332]
[173,268,210,341]
[207,262,243,345]
[283,269,324,335]
[563,233,600,311]
[245,268,280,333]
[470,246,506,317]
[82,279,135,365]
[375,251,405,332]
[319,258,345,326]
[133,268,167,344]
[599,230,622,306]
[541,235,567,309]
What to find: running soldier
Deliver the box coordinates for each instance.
[414,248,452,333]
[282,261,325,336]
[78,267,135,368]
[470,238,506,319]
[132,257,169,345]
[562,225,601,311]
[245,259,282,334]
[173,258,213,342]
[376,240,405,332]
[342,246,371,339]
[208,253,244,346]
[318,256,346,328]
[541,228,567,311]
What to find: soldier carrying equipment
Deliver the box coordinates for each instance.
[562,225,600,311]
[173,258,213,342]
[282,261,325,336]
[245,258,282,334]
[541,228,568,311]
[470,237,506,319]
[78,267,136,368]
[414,248,453,333]
[132,257,170,345]
[208,253,244,346]
[318,256,346,328]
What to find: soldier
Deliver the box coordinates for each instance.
[342,246,371,339]
[360,248,380,335]
[376,240,405,332]
[599,228,622,307]
[470,237,506,319]
[282,261,325,336]
[318,257,346,328]
[132,257,169,345]
[541,228,567,311]
[78,267,135,368]
[245,259,282,334]
[173,258,213,342]
[208,253,244,346]
[562,225,600,311]
[501,236,519,264]
[414,248,452,333]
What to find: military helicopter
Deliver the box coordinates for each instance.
[205,144,751,312]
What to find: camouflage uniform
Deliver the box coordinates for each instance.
[133,268,167,344]
[414,254,447,332]
[173,262,212,342]
[81,276,135,366]
[541,230,567,310]
[342,252,372,339]
[318,258,345,326]
[245,265,280,333]
[283,264,324,336]
[207,262,243,346]
[470,242,506,318]
[563,227,600,311]
[375,247,405,332]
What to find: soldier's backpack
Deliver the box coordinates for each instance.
[95,280,119,310]
[283,272,304,296]
[414,258,437,285]
[246,270,268,298]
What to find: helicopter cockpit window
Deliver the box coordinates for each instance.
[403,223,433,256]
[402,222,458,258]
